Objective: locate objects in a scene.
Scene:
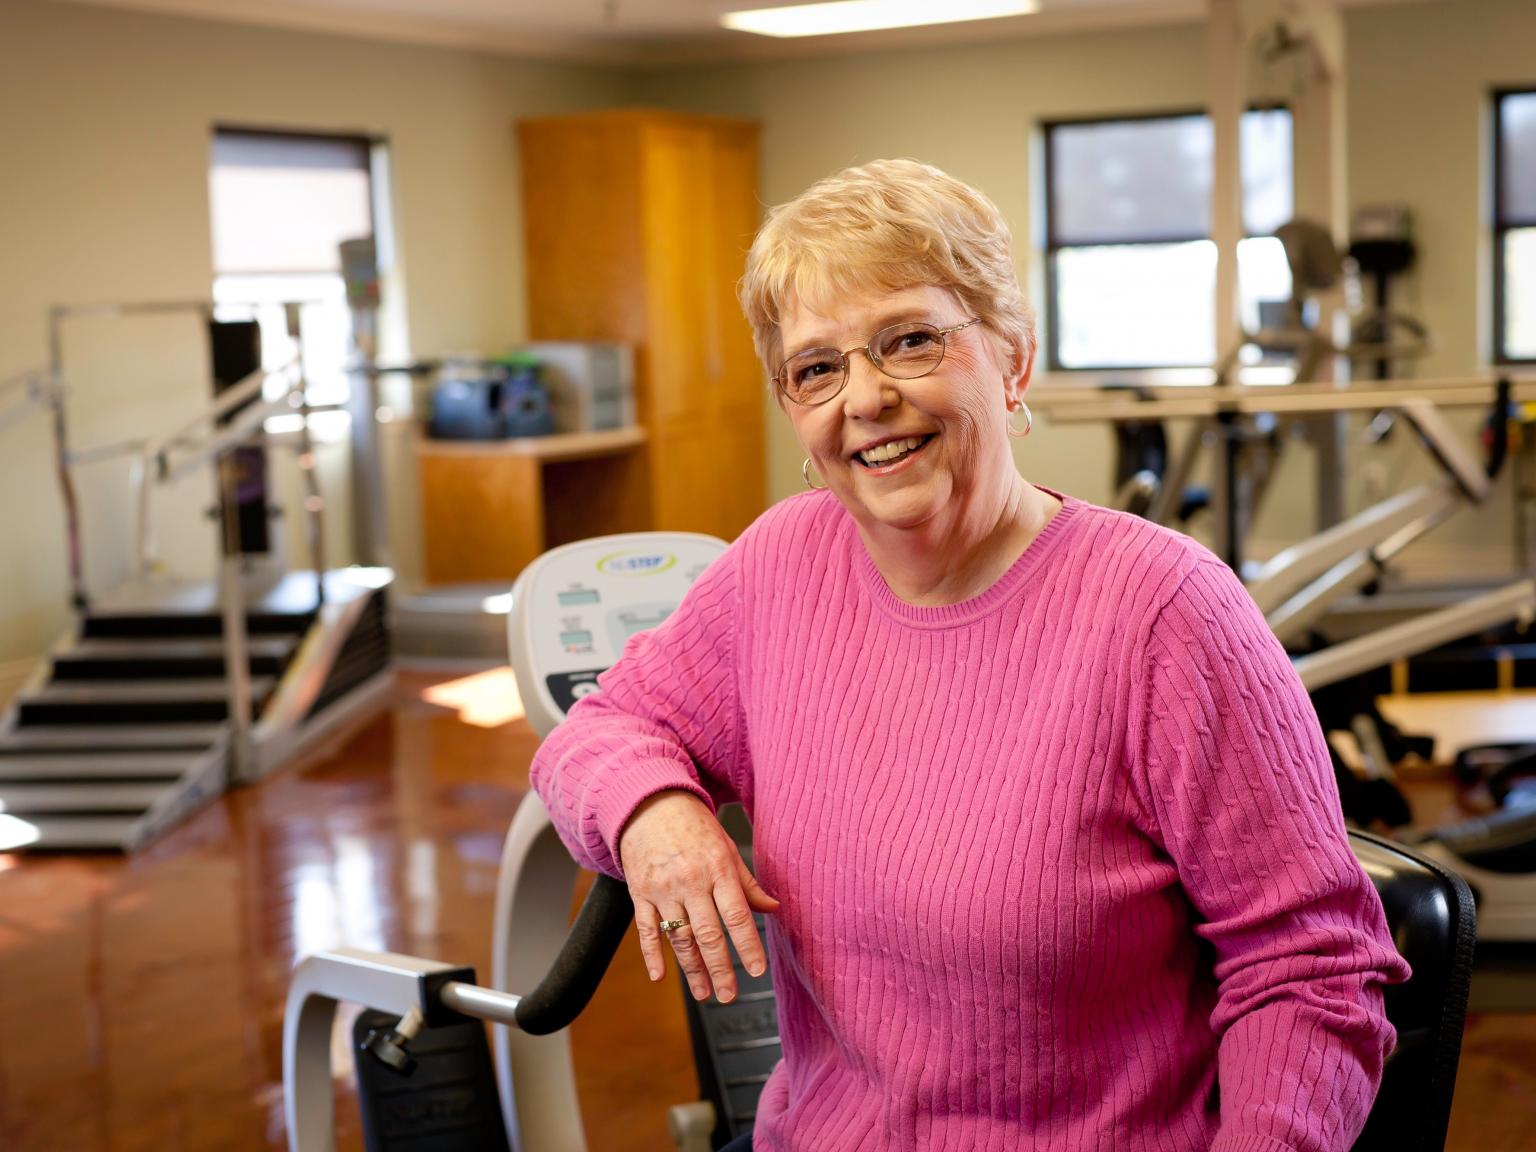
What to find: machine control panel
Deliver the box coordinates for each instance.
[507,533,728,739]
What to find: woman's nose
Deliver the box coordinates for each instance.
[841,353,895,419]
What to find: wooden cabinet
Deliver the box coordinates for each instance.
[518,110,766,541]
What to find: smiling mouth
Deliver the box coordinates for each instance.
[854,435,934,469]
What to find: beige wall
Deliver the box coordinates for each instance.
[640,0,1536,574]
[0,0,631,662]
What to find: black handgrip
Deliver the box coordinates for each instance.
[514,874,635,1036]
[1486,377,1512,480]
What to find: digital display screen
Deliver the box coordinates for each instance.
[616,610,670,641]
[558,588,600,606]
[560,630,594,647]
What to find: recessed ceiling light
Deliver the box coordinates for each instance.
[722,0,1041,39]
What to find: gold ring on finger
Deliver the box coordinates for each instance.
[658,917,690,934]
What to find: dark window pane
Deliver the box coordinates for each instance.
[1506,228,1536,359]
[1050,110,1292,246]
[210,132,373,275]
[1501,93,1536,225]
[1051,117,1212,245]
[211,132,369,173]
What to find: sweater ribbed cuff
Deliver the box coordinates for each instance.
[1209,1134,1300,1152]
[595,758,715,877]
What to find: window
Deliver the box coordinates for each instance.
[1044,108,1294,370]
[208,128,388,412]
[1495,90,1536,363]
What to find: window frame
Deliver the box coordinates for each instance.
[1041,104,1292,373]
[1493,88,1536,366]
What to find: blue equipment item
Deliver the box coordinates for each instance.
[500,367,556,439]
[429,359,555,441]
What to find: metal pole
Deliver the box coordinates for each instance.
[1208,0,1244,370]
[1212,411,1243,572]
[286,304,326,608]
[48,307,89,611]
[217,449,254,783]
[130,453,152,579]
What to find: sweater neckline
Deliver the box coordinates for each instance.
[849,486,1081,629]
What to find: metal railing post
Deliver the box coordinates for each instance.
[217,447,254,783]
[48,308,89,610]
[285,303,326,608]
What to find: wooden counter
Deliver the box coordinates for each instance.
[415,427,650,582]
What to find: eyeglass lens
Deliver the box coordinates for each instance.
[780,322,948,403]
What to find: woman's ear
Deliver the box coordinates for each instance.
[1003,337,1036,407]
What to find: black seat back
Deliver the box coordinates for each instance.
[689,825,1473,1151]
[1348,830,1477,1152]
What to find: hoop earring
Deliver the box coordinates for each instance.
[1007,402,1033,440]
[802,458,827,490]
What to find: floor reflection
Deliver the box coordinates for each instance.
[0,671,547,1151]
[1,671,1529,1151]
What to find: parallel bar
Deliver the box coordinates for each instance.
[1247,483,1456,615]
[1038,386,1534,423]
[1292,581,1536,693]
[1033,372,1536,423]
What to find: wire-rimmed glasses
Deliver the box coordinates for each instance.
[774,318,982,406]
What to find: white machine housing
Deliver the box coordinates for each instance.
[495,531,728,1150]
[288,532,728,1152]
[508,532,728,739]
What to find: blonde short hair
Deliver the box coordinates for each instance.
[739,158,1035,378]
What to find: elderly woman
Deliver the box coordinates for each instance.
[531,159,1408,1152]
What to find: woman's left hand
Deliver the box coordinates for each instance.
[619,789,781,1003]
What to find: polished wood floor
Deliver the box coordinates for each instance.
[0,671,1532,1151]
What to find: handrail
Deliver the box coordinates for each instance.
[1292,580,1536,693]
[145,359,299,465]
[41,297,344,784]
[155,386,295,484]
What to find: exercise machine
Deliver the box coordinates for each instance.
[1042,379,1536,941]
[288,532,742,1152]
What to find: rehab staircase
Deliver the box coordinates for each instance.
[0,574,390,851]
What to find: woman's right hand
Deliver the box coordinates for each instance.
[618,790,781,1004]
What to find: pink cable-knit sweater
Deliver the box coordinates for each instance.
[531,488,1409,1152]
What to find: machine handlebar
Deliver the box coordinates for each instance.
[1485,377,1513,480]
[513,873,634,1035]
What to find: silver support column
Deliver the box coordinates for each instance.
[286,303,327,607]
[342,239,390,569]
